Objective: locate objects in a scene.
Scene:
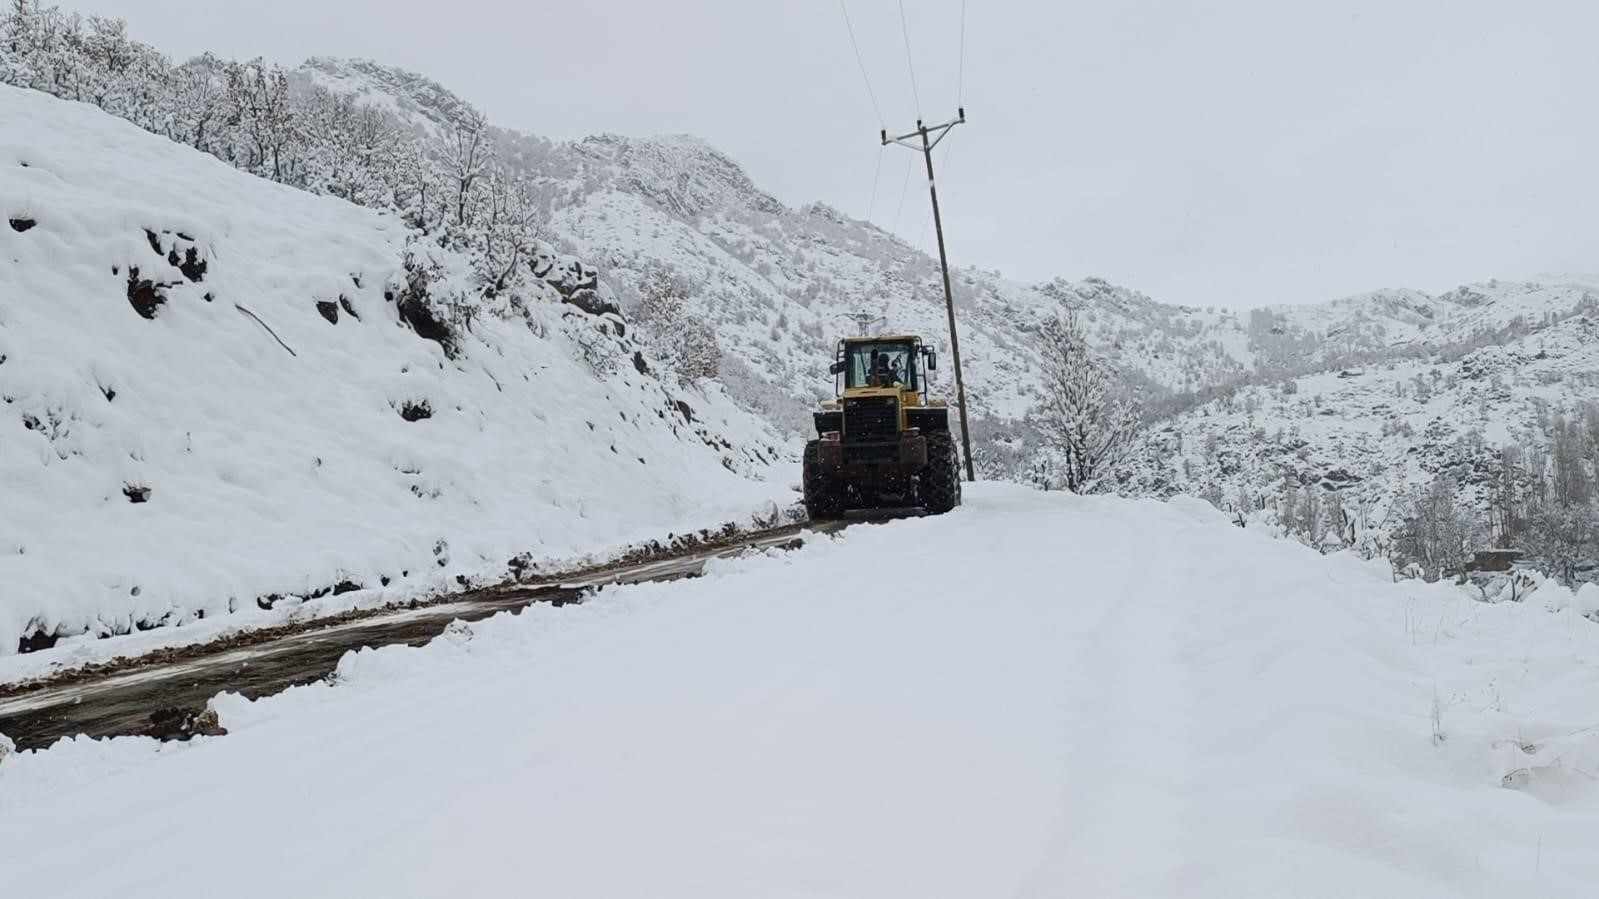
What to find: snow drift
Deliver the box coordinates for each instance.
[0,83,789,655]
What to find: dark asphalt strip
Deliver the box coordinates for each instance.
[0,521,853,751]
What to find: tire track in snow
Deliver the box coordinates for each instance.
[1017,502,1195,896]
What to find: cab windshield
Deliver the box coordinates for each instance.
[844,341,917,390]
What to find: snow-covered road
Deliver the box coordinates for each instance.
[2,485,1596,897]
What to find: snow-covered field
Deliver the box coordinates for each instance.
[3,484,1595,897]
[0,84,791,656]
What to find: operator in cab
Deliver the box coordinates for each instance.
[869,351,901,387]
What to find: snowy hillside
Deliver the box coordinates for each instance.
[272,54,1599,577]
[5,4,1595,594]
[298,57,477,143]
[536,138,1260,418]
[300,61,1599,488]
[4,485,1597,896]
[1131,297,1599,559]
[1250,278,1599,375]
[0,83,789,655]
[301,59,1252,430]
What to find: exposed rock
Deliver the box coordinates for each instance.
[126,268,165,319]
[145,705,228,741]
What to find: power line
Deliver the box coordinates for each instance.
[891,152,916,234]
[866,145,885,224]
[837,0,884,125]
[897,0,923,118]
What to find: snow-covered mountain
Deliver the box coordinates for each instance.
[0,82,790,654]
[1130,280,1599,556]
[6,6,1597,646]
[299,59,1253,433]
[298,61,1596,390]
[1248,278,1599,375]
[297,57,1599,563]
[299,57,478,143]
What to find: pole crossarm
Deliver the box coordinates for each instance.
[880,109,966,151]
[879,107,977,483]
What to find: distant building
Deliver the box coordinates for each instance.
[1465,549,1523,573]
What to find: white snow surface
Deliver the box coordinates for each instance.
[0,84,791,656]
[2,484,1596,897]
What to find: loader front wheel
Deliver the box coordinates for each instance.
[803,441,846,520]
[920,431,961,515]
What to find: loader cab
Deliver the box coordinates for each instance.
[829,337,937,404]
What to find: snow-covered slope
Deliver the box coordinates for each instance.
[299,61,1599,492]
[302,59,1252,430]
[231,56,1599,565]
[298,57,477,142]
[1251,278,1599,374]
[1131,307,1599,546]
[3,485,1596,896]
[0,83,789,655]
[540,138,1250,424]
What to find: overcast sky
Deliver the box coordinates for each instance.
[72,0,1599,309]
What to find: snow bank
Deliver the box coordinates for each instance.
[0,84,790,655]
[1,484,1595,895]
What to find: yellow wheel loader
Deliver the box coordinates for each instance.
[803,335,962,518]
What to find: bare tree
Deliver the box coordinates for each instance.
[632,270,721,384]
[1325,489,1359,549]
[1524,505,1598,586]
[223,58,296,181]
[1033,310,1142,493]
[165,54,224,152]
[1278,480,1328,548]
[474,169,539,300]
[390,143,436,233]
[2,0,68,93]
[1518,407,1599,584]
[1390,474,1473,582]
[446,109,489,227]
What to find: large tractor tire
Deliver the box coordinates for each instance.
[920,431,962,515]
[803,441,846,520]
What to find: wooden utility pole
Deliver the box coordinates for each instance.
[882,109,975,481]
